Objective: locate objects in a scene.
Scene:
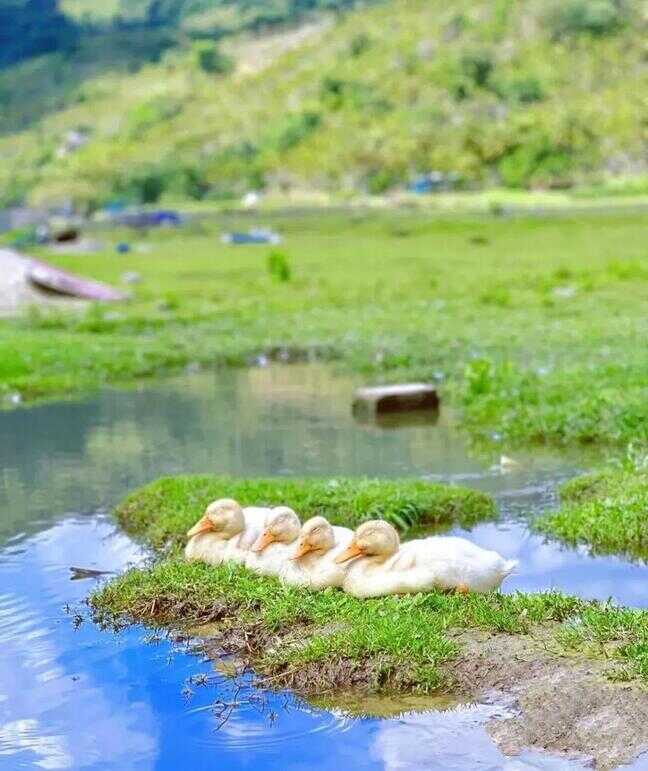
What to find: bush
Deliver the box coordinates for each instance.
[497,133,575,188]
[461,51,494,88]
[127,96,183,138]
[547,0,627,38]
[366,168,400,195]
[267,250,291,282]
[495,76,544,104]
[273,111,321,151]
[349,33,371,57]
[192,41,233,75]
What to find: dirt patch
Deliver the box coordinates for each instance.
[448,630,648,770]
[184,618,648,768]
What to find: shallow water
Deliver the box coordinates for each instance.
[1,364,646,770]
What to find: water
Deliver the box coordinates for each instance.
[1,364,646,770]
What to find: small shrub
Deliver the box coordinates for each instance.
[463,358,495,399]
[497,133,575,188]
[496,76,544,104]
[267,250,291,282]
[319,78,388,113]
[461,51,494,88]
[192,41,233,75]
[274,111,321,151]
[547,0,627,39]
[127,96,183,138]
[349,33,371,57]
[366,168,400,195]
[479,286,511,307]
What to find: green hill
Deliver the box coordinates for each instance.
[1,0,646,207]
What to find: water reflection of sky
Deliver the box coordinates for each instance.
[0,365,647,770]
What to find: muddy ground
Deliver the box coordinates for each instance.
[185,623,646,769]
[449,630,648,770]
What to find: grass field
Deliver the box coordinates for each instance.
[2,207,647,449]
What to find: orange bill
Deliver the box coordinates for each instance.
[290,540,313,560]
[334,542,365,564]
[187,515,214,538]
[252,530,276,553]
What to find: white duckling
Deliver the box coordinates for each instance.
[185,499,270,565]
[336,520,517,599]
[248,506,301,576]
[280,516,353,590]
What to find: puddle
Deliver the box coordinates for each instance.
[0,364,647,769]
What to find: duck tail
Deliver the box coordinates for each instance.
[501,559,518,578]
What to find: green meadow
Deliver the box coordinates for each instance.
[2,208,647,451]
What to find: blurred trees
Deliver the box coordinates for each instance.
[0,0,79,67]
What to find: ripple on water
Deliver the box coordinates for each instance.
[181,689,357,752]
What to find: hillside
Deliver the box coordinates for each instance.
[1,0,646,207]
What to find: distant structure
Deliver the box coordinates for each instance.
[409,171,460,194]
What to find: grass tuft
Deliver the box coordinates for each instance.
[115,475,497,549]
[533,466,648,560]
[90,558,648,692]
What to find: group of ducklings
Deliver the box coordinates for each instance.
[185,499,517,599]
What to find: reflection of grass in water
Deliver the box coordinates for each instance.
[311,690,458,718]
[2,209,648,452]
[534,465,648,561]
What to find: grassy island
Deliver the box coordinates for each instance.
[534,466,648,561]
[91,475,648,695]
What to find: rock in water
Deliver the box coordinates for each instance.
[352,383,439,415]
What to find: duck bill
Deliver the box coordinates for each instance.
[290,540,313,560]
[187,515,214,538]
[334,542,365,564]
[252,530,276,553]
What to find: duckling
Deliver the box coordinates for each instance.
[280,516,353,590]
[248,506,301,576]
[335,520,517,598]
[185,499,270,565]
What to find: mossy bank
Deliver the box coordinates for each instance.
[534,461,648,561]
[114,475,496,548]
[90,475,648,766]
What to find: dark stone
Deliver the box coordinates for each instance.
[352,383,440,416]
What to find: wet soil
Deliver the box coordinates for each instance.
[449,630,648,770]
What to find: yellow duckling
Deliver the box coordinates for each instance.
[248,506,302,576]
[280,516,353,590]
[335,520,517,599]
[185,499,270,565]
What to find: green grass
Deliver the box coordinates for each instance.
[1,0,647,204]
[534,461,648,560]
[557,605,648,683]
[88,472,648,693]
[115,475,496,549]
[2,209,647,449]
[90,556,648,692]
